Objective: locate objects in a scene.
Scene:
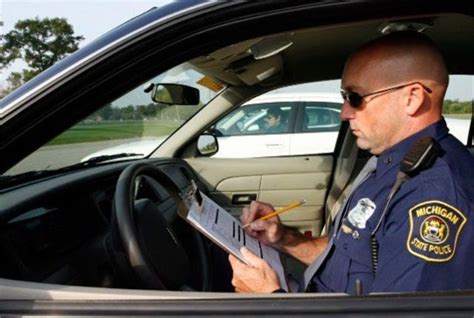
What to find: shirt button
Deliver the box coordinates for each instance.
[384,157,392,164]
[352,230,360,240]
[343,243,348,250]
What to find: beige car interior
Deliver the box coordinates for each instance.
[155,13,472,238]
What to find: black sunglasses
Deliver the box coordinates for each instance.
[340,81,432,108]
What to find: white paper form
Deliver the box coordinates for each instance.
[184,191,288,291]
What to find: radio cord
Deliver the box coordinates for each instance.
[370,172,410,274]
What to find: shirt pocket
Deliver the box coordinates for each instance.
[335,221,374,293]
[336,220,373,265]
[315,250,350,292]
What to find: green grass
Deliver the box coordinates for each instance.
[48,120,181,145]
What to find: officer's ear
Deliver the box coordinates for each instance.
[401,83,425,116]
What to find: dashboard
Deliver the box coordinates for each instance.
[0,158,201,288]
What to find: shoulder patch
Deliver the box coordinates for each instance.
[407,200,467,262]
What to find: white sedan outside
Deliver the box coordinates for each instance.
[82,92,343,160]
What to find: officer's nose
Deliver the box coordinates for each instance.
[340,100,356,121]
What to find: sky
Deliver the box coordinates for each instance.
[0,0,472,100]
[0,0,164,82]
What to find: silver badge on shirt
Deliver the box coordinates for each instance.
[347,198,376,229]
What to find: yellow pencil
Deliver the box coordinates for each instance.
[242,199,306,228]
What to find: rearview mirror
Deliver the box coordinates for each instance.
[149,83,200,105]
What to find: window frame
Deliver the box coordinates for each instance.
[215,102,298,137]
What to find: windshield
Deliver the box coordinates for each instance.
[5,63,224,176]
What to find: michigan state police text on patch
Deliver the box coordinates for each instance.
[407,200,467,262]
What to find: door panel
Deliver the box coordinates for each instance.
[186,155,333,236]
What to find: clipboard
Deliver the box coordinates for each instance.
[177,180,249,265]
[178,180,289,291]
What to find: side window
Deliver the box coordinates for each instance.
[216,102,294,136]
[210,80,344,158]
[443,75,473,147]
[301,103,342,132]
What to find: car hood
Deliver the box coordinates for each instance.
[81,137,168,162]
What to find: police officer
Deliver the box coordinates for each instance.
[228,31,474,294]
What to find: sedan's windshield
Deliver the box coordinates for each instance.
[5,63,224,177]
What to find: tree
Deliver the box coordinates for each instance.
[443,99,472,115]
[0,17,84,93]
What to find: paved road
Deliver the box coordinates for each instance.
[7,139,141,175]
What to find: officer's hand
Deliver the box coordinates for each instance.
[241,200,285,246]
[228,247,281,293]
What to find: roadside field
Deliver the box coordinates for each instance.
[48,120,180,145]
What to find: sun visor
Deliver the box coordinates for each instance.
[229,54,283,86]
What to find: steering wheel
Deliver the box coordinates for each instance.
[112,162,210,290]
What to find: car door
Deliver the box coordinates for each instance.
[187,155,334,237]
[289,101,343,155]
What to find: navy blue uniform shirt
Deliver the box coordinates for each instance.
[310,118,474,294]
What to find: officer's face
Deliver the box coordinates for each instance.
[340,50,405,155]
